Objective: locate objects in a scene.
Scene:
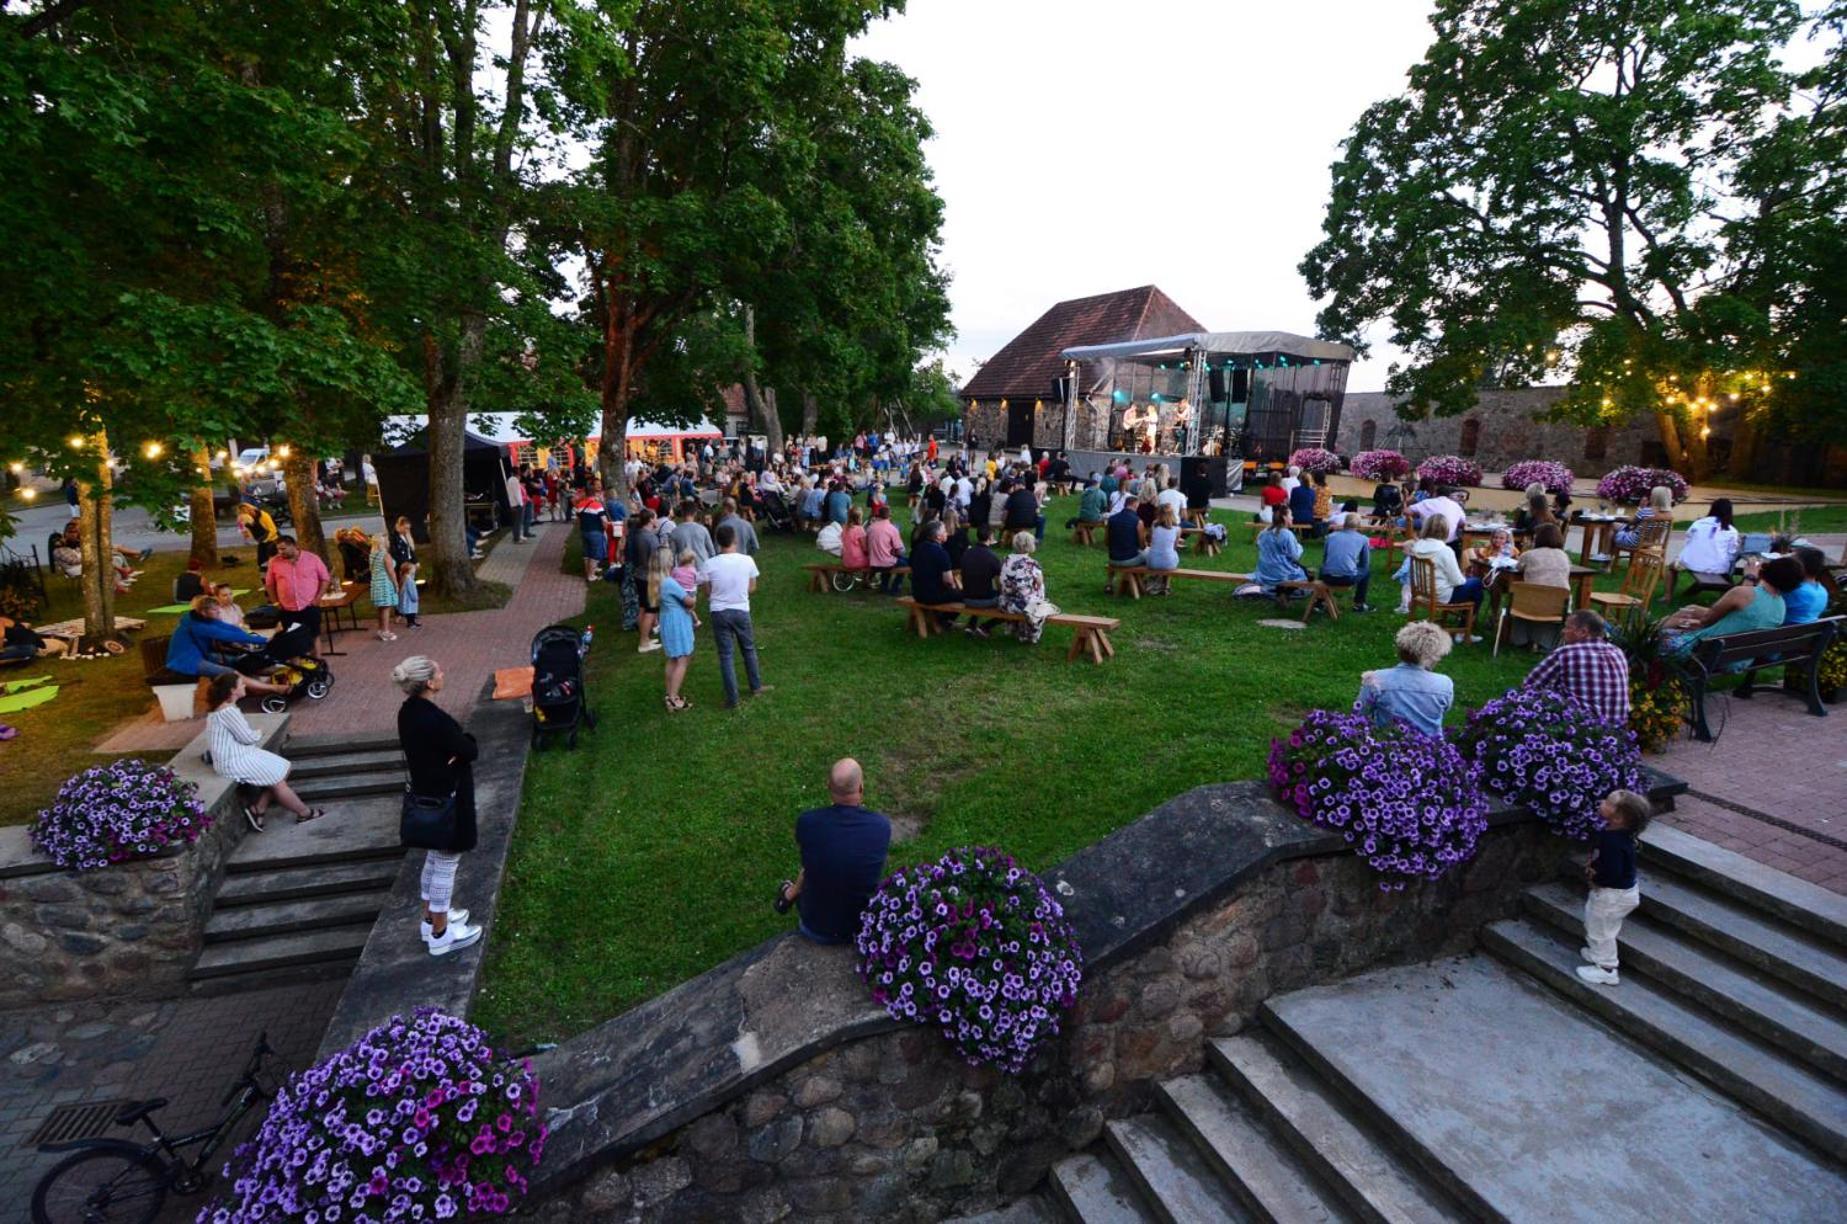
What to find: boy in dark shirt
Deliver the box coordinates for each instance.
[777,759,892,945]
[959,527,1004,638]
[1577,789,1652,986]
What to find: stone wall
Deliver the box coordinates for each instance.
[524,776,1690,1222]
[0,714,287,1007]
[1333,388,1661,479]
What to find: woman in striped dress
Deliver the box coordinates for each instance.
[205,673,323,831]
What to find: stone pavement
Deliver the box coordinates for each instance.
[97,522,586,751]
[0,979,342,1221]
[1652,693,1847,894]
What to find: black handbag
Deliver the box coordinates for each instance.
[400,786,457,850]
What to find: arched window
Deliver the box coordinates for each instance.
[1359,419,1377,449]
[1459,417,1482,457]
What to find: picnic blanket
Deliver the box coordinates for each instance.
[147,589,251,615]
[492,666,535,701]
[4,675,52,694]
[0,684,59,715]
[33,617,146,642]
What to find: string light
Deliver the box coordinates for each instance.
[6,462,20,474]
[144,442,164,459]
[20,488,35,501]
[68,435,84,449]
[275,445,292,459]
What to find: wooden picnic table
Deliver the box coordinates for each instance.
[315,583,366,656]
[1570,513,1627,567]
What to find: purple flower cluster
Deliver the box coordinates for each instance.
[200,1009,544,1222]
[30,758,208,872]
[856,847,1083,1075]
[1267,710,1489,891]
[1595,465,1689,505]
[1287,447,1343,476]
[1349,449,1410,482]
[1501,459,1575,495]
[1456,689,1645,841]
[1415,454,1483,487]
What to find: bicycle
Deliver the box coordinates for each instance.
[31,1032,275,1224]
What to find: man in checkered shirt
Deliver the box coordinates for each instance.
[1523,610,1631,723]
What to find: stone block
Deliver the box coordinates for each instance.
[21,877,80,904]
[933,1089,982,1127]
[630,1156,692,1206]
[855,1109,911,1150]
[792,1075,842,1108]
[839,1041,878,1083]
[890,1056,951,1111]
[58,933,107,957]
[1292,860,1321,886]
[807,1106,856,1149]
[1222,931,1260,968]
[847,1150,894,1177]
[742,1090,787,1129]
[786,1177,852,1214]
[82,873,130,897]
[1177,943,1223,980]
[1059,1105,1104,1150]
[1136,977,1181,1019]
[116,925,150,943]
[1083,1061,1115,1094]
[1091,992,1131,1024]
[746,1115,803,1164]
[682,1112,738,1162]
[736,1186,792,1224]
[36,905,92,930]
[928,1148,977,1190]
[1167,1013,1205,1043]
[854,1172,906,1218]
[2,923,48,956]
[579,1170,632,1214]
[1260,913,1310,952]
[902,1136,938,1171]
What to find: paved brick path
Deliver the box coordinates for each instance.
[98,523,586,750]
[1651,694,1847,893]
[0,980,342,1220]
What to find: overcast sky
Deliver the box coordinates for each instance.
[852,0,1446,393]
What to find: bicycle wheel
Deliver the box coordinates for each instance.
[31,1146,167,1224]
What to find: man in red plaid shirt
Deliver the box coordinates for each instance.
[1523,610,1631,723]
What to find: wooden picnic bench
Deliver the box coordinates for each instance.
[893,597,1121,664]
[1104,565,1340,621]
[804,562,910,593]
[1070,520,1107,546]
[1675,615,1842,742]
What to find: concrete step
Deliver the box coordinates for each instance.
[943,1196,1061,1224]
[189,924,371,981]
[1209,1034,1464,1224]
[1157,1073,1352,1223]
[293,774,401,803]
[215,858,402,907]
[1104,1114,1250,1223]
[1261,953,1847,1221]
[203,890,385,944]
[281,732,403,758]
[1484,918,1847,1163]
[1523,881,1847,1084]
[1643,824,1847,947]
[1048,1151,1157,1224]
[1640,873,1846,1010]
[225,800,404,873]
[186,957,359,997]
[285,749,406,781]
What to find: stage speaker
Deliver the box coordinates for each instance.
[1208,368,1227,403]
[1231,368,1250,403]
[1181,455,1229,501]
[1050,376,1071,403]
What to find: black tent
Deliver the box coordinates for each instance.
[373,428,513,544]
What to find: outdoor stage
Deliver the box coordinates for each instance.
[1065,449,1245,495]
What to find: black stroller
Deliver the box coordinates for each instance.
[756,490,796,534]
[530,624,596,749]
[233,616,334,714]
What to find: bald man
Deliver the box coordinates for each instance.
[777,758,892,945]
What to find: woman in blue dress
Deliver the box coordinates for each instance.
[651,547,699,711]
[1253,507,1309,594]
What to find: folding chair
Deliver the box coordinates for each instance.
[1609,515,1670,571]
[1591,550,1665,627]
[1494,581,1570,657]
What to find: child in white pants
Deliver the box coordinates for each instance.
[1578,789,1652,986]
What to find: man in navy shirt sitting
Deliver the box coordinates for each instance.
[909,519,961,628]
[1107,498,1148,569]
[777,759,892,945]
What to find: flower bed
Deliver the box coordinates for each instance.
[1501,459,1575,495]
[1454,689,1645,841]
[856,846,1083,1074]
[205,1009,545,1221]
[1415,454,1482,487]
[1349,449,1410,482]
[30,758,209,872]
[1595,465,1689,505]
[1267,710,1489,890]
[1287,447,1343,476]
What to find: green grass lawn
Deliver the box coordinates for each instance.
[1731,504,1847,536]
[474,499,1582,1045]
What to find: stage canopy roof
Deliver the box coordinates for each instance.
[1060,331,1354,364]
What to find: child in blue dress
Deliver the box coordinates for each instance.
[652,548,698,712]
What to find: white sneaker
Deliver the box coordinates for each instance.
[1575,964,1619,986]
[639,639,662,653]
[428,919,482,956]
[421,908,470,943]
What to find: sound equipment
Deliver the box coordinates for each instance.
[1231,369,1250,403]
[1208,369,1227,403]
[1181,455,1230,501]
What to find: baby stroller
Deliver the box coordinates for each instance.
[233,616,334,714]
[756,490,796,534]
[530,623,596,750]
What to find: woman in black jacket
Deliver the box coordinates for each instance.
[393,655,482,956]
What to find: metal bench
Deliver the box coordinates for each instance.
[1677,615,1842,742]
[893,597,1121,664]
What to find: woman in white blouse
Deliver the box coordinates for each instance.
[1669,498,1740,598]
[205,673,323,831]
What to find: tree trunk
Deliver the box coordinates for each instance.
[188,447,219,568]
[76,428,114,640]
[800,391,819,438]
[1652,411,1708,482]
[282,449,328,564]
[425,323,482,599]
[739,305,785,457]
[1726,412,1758,481]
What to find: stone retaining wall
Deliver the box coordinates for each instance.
[526,775,1684,1222]
[0,714,287,1007]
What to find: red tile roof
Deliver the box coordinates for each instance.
[960,285,1204,402]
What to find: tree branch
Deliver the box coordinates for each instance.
[15,0,88,38]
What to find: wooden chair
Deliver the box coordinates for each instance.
[1609,515,1671,570]
[1410,555,1478,642]
[1492,581,1569,657]
[1591,550,1665,627]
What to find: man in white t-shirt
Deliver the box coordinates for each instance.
[704,523,770,709]
[1411,489,1466,543]
[1155,477,1188,520]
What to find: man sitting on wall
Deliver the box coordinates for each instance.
[775,758,892,945]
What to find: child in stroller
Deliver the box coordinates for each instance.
[756,489,796,533]
[530,624,596,749]
[232,615,335,714]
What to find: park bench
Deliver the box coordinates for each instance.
[1104,564,1340,621]
[803,561,910,593]
[1248,521,1312,542]
[1070,520,1107,546]
[894,597,1121,664]
[1675,615,1842,742]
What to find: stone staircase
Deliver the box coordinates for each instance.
[1048,827,1847,1222]
[188,734,407,994]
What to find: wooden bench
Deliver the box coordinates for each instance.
[1676,615,1842,741]
[804,562,910,593]
[1248,521,1312,541]
[1070,520,1107,546]
[1177,526,1223,557]
[893,597,1121,664]
[1105,565,1340,621]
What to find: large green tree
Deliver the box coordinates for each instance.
[1301,0,1841,478]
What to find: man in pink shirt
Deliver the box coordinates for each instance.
[865,504,906,594]
[264,535,335,643]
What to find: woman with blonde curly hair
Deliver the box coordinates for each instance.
[1353,621,1456,737]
